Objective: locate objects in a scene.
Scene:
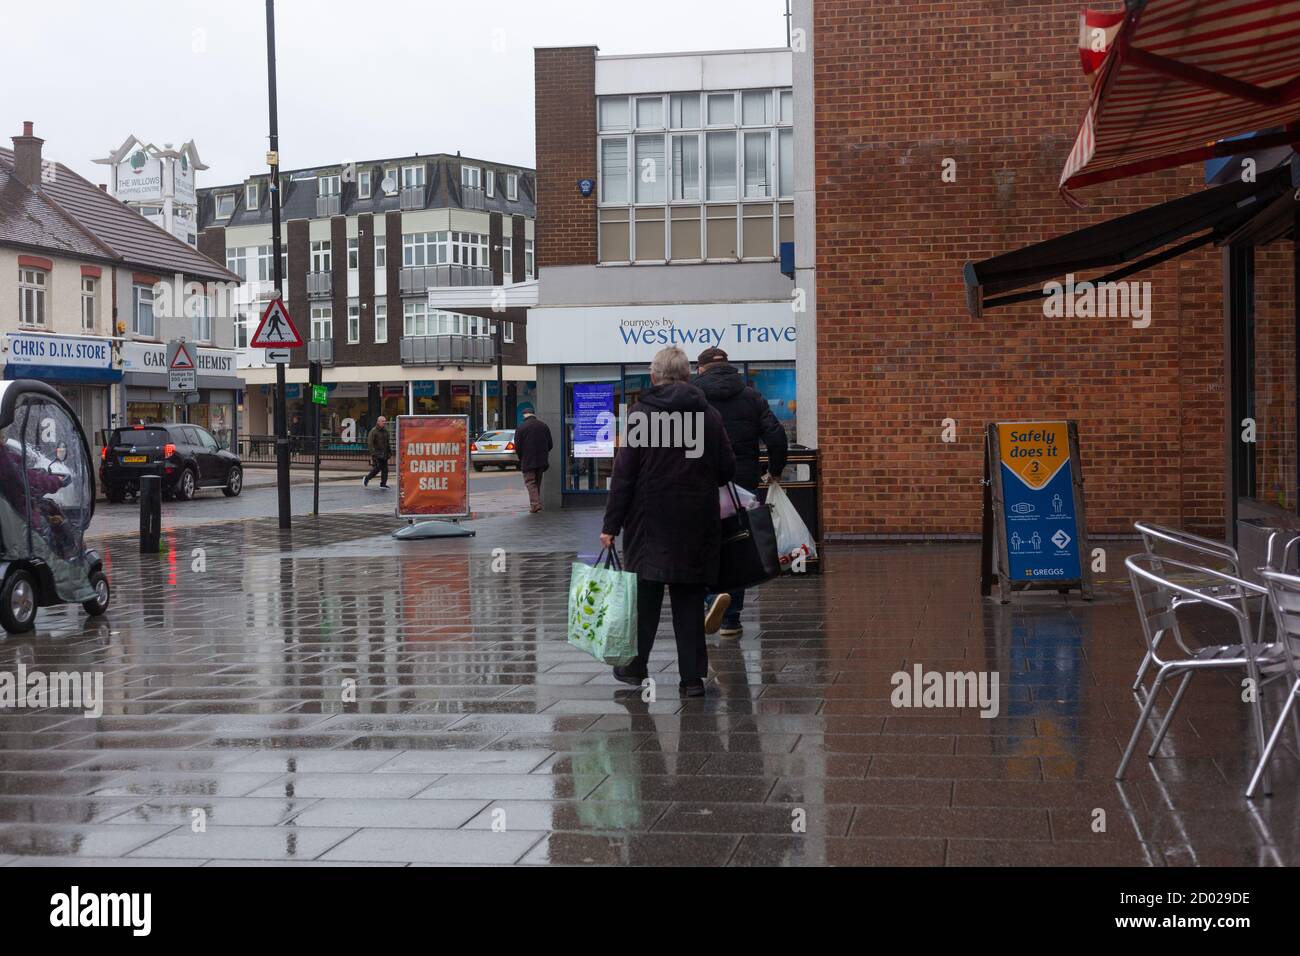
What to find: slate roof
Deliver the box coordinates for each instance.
[198,153,536,230]
[0,147,237,282]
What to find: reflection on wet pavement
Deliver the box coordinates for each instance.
[1,514,1297,866]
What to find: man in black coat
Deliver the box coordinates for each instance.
[694,346,789,638]
[514,409,553,513]
[601,346,735,697]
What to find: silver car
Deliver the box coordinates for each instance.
[470,430,519,471]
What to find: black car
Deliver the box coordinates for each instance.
[100,423,243,503]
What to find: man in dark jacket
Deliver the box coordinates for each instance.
[601,346,735,698]
[514,409,553,513]
[363,416,390,489]
[694,346,789,638]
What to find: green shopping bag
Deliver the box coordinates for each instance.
[568,548,638,666]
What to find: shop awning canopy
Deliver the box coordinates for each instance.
[1060,0,1300,203]
[965,160,1296,316]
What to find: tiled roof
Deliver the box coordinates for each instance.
[0,147,237,282]
[198,153,537,230]
[0,164,113,261]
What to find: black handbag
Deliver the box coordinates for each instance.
[712,483,782,592]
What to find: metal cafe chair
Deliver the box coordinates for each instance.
[1246,569,1300,799]
[1131,522,1255,692]
[1117,553,1275,790]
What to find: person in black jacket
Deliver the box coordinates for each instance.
[694,346,789,638]
[514,409,553,513]
[601,346,735,698]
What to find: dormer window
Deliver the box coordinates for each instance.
[507,173,519,201]
[485,170,495,198]
[215,194,235,219]
[318,174,341,196]
[245,182,259,210]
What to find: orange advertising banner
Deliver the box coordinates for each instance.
[395,415,470,518]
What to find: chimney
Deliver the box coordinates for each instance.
[11,121,44,186]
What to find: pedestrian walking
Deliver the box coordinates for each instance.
[514,409,553,513]
[363,416,391,489]
[601,346,735,698]
[694,346,788,638]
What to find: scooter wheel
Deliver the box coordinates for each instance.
[0,569,39,634]
[83,570,110,617]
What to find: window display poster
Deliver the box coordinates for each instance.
[572,383,615,458]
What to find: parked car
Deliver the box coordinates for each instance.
[100,423,243,502]
[469,429,518,471]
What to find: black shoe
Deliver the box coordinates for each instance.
[378,484,390,489]
[613,664,647,686]
[679,681,706,698]
[363,476,370,486]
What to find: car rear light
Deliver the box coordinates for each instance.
[133,425,144,429]
[505,441,515,451]
[164,443,177,458]
[100,446,107,460]
[470,443,478,452]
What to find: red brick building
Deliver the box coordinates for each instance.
[808,0,1294,540]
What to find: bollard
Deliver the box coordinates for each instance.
[139,475,161,554]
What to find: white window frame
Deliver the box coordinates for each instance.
[347,303,360,344]
[310,240,332,273]
[358,169,372,199]
[383,166,398,194]
[318,174,341,197]
[485,170,495,198]
[215,194,235,219]
[403,300,429,337]
[245,182,259,210]
[132,284,156,338]
[80,276,96,332]
[461,165,481,190]
[401,164,425,189]
[374,236,386,268]
[374,298,388,343]
[19,268,48,327]
[524,240,534,280]
[347,237,360,270]
[192,293,214,344]
[503,320,514,345]
[507,173,518,201]
[310,304,332,340]
[501,237,512,283]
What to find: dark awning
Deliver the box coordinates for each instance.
[963,160,1297,317]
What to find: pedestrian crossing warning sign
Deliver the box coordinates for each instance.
[250,297,303,348]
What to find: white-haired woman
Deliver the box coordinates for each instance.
[600,346,735,697]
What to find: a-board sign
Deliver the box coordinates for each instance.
[395,415,470,520]
[980,421,1092,603]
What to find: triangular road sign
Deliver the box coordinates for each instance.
[169,341,196,371]
[251,297,303,348]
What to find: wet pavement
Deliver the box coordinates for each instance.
[1,499,1297,866]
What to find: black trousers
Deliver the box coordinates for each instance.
[635,579,709,685]
[366,456,389,486]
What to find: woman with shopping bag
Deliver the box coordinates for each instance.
[599,346,735,698]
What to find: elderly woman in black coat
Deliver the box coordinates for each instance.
[600,346,735,697]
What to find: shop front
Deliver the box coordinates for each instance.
[2,331,120,445]
[526,302,798,502]
[119,341,241,448]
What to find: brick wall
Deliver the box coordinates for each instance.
[811,0,1289,539]
[534,46,598,269]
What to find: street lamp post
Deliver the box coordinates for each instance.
[265,0,290,530]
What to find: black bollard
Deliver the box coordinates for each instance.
[139,475,161,554]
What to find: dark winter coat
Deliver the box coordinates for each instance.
[367,425,390,460]
[602,382,735,584]
[514,415,553,472]
[693,363,789,491]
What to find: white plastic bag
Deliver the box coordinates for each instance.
[718,482,759,519]
[766,480,817,569]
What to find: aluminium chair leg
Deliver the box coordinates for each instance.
[1147,670,1194,757]
[1118,670,1168,780]
[1133,630,1164,692]
[1246,661,1273,797]
[1247,686,1299,799]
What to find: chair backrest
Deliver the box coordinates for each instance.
[1135,521,1240,574]
[1259,570,1300,681]
[1126,553,1262,656]
[1263,531,1300,575]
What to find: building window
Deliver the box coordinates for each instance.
[485,170,495,198]
[235,308,250,348]
[707,92,735,126]
[310,240,331,272]
[216,194,235,218]
[503,321,514,344]
[403,300,429,336]
[318,175,341,196]
[742,90,772,126]
[635,135,666,204]
[132,284,156,338]
[347,237,359,270]
[501,237,512,282]
[451,231,489,268]
[310,304,332,340]
[462,165,481,190]
[670,93,701,129]
[193,293,214,343]
[375,236,386,268]
[257,245,274,281]
[374,298,387,343]
[80,276,96,332]
[358,170,372,199]
[226,249,246,280]
[599,96,630,132]
[706,131,738,201]
[525,239,534,280]
[507,173,518,201]
[636,95,664,130]
[383,166,398,194]
[402,231,447,267]
[245,182,259,210]
[347,303,360,344]
[402,165,425,189]
[671,134,701,201]
[743,131,772,199]
[19,268,47,327]
[600,138,629,204]
[779,129,793,198]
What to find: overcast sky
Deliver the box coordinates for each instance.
[3,0,790,188]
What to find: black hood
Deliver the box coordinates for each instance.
[694,363,746,401]
[637,381,709,413]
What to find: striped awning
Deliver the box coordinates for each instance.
[1060,0,1300,204]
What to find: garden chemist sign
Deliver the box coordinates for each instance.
[980,421,1093,602]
